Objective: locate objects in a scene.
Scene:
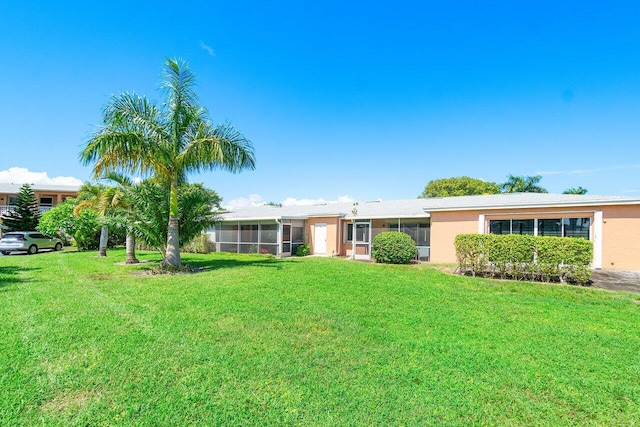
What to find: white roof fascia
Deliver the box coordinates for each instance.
[425,199,640,212]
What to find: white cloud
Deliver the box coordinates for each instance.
[280,195,354,206]
[224,194,265,210]
[0,167,83,186]
[199,41,215,56]
[538,164,640,177]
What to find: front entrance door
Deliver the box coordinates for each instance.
[314,223,327,254]
[354,221,371,260]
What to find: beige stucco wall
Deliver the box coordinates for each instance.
[0,191,77,206]
[430,211,480,263]
[430,204,640,271]
[600,205,640,270]
[307,217,341,256]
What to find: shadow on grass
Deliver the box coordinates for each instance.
[179,255,284,272]
[0,265,40,290]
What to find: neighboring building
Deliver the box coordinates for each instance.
[0,183,80,217]
[211,193,640,271]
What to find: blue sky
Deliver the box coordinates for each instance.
[1,1,639,207]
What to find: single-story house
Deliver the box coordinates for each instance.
[210,193,640,271]
[0,183,80,217]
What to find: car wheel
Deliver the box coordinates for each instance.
[27,245,38,255]
[54,243,63,251]
[1,251,9,255]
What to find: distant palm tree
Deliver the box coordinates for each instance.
[563,187,588,195]
[101,172,139,264]
[80,58,255,267]
[74,182,111,257]
[501,175,548,193]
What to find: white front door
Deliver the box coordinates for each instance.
[314,223,327,254]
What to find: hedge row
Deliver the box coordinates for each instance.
[454,234,593,285]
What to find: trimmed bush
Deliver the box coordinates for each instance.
[372,232,417,264]
[183,233,214,254]
[455,233,593,285]
[296,244,311,257]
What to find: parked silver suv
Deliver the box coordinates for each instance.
[0,231,63,255]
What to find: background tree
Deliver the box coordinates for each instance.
[39,198,102,250]
[501,175,548,193]
[129,180,221,254]
[563,187,588,195]
[80,58,255,268]
[1,184,41,232]
[419,176,501,198]
[38,198,77,244]
[74,183,112,256]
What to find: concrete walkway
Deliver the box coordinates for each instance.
[590,270,640,294]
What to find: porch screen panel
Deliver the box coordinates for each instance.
[401,223,417,242]
[292,226,304,243]
[220,224,238,242]
[240,225,258,243]
[416,223,430,246]
[260,224,278,244]
[220,243,238,253]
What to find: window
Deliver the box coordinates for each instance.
[489,219,534,235]
[512,219,534,235]
[538,219,562,237]
[40,197,54,206]
[489,217,590,240]
[8,196,18,205]
[489,220,510,235]
[563,218,590,239]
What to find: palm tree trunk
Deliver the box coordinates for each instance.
[164,182,181,267]
[125,231,139,264]
[98,225,108,257]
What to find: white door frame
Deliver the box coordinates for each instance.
[354,221,371,260]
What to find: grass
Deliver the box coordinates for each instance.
[1,249,639,425]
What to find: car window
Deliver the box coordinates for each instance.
[2,233,24,239]
[29,233,46,239]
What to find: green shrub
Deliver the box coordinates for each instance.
[455,233,593,285]
[372,232,417,264]
[183,233,214,254]
[296,244,311,257]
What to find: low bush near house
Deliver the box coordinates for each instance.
[455,233,593,284]
[182,233,214,254]
[372,232,417,264]
[296,244,311,256]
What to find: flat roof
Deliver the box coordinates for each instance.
[0,183,81,194]
[219,193,640,221]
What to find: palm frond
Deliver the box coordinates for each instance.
[178,122,256,174]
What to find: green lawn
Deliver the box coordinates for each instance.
[1,249,639,425]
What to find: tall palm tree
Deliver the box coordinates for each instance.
[501,174,548,193]
[74,182,111,257]
[80,58,255,267]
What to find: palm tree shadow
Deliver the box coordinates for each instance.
[0,265,39,290]
[182,255,284,272]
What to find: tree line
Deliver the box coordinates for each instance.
[419,175,588,198]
